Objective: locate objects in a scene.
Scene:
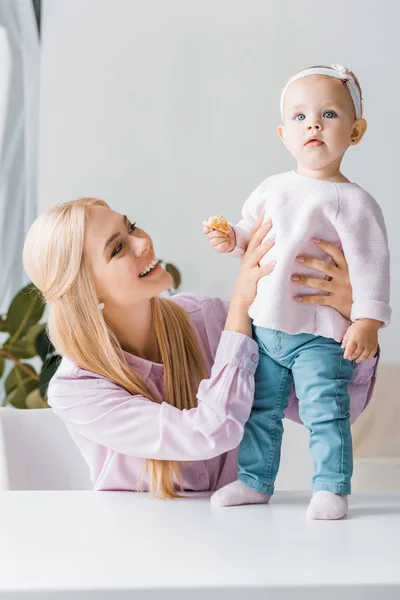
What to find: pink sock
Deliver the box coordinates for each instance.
[210,480,271,507]
[307,491,348,520]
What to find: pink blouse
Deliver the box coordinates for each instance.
[47,294,378,492]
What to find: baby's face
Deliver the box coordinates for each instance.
[279,75,357,170]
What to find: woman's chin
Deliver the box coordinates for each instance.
[152,268,173,294]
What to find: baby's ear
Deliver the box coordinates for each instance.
[351,118,368,145]
[277,125,285,143]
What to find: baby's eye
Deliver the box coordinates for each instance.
[323,110,337,119]
[295,113,306,121]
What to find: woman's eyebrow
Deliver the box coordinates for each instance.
[103,215,128,254]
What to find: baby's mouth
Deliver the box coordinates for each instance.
[305,137,324,147]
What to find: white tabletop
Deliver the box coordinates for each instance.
[0,491,399,599]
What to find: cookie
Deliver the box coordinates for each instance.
[203,214,230,234]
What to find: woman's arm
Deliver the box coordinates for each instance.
[225,214,275,336]
[48,216,277,462]
[291,238,353,320]
[48,333,258,462]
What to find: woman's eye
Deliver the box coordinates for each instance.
[324,110,337,119]
[295,113,306,121]
[111,222,137,258]
[111,243,123,258]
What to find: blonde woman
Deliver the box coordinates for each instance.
[23,198,377,500]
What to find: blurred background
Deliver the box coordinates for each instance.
[0,0,398,491]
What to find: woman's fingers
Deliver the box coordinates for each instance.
[294,293,330,306]
[250,238,275,266]
[247,217,272,253]
[312,238,347,270]
[257,261,276,279]
[291,274,333,292]
[295,256,338,279]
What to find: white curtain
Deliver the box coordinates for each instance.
[0,0,39,315]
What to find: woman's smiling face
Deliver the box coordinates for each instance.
[84,205,172,309]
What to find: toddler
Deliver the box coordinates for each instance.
[204,64,391,519]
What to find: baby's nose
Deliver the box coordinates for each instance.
[307,123,321,130]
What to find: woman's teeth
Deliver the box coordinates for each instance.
[139,259,158,278]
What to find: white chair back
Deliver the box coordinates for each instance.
[0,407,92,490]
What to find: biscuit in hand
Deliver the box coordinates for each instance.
[203,215,230,234]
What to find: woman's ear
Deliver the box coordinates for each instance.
[350,118,368,145]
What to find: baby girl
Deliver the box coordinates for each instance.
[203,64,391,519]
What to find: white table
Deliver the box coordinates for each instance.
[0,491,399,599]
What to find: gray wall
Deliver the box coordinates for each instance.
[38,0,399,363]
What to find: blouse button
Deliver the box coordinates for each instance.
[199,473,206,482]
[251,354,258,363]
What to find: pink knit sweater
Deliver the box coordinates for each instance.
[230,170,391,342]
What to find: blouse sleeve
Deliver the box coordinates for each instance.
[48,331,258,461]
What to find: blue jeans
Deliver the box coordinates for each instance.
[238,327,355,496]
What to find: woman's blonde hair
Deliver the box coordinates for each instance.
[23,198,208,499]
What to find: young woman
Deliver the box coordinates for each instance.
[23,198,377,499]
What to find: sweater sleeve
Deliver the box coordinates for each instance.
[335,189,391,326]
[228,181,268,258]
[47,331,259,462]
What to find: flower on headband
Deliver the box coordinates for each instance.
[331,63,355,83]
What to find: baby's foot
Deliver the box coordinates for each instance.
[307,491,348,520]
[210,480,271,507]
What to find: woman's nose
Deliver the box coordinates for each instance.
[134,237,151,257]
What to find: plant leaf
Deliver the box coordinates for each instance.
[0,315,9,332]
[165,263,181,290]
[3,338,37,359]
[0,356,4,378]
[2,323,46,359]
[6,284,45,341]
[26,388,49,409]
[39,356,61,399]
[35,327,55,362]
[4,364,38,409]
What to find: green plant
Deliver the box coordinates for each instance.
[0,262,181,409]
[158,260,181,294]
[0,284,56,409]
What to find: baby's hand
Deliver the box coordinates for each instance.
[341,319,380,363]
[202,217,236,253]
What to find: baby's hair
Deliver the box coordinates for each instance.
[299,64,363,117]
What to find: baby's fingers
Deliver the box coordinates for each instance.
[214,240,232,253]
[210,235,228,247]
[343,339,358,361]
[341,332,349,350]
[356,347,372,363]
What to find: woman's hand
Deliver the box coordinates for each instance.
[233,214,276,306]
[225,214,275,336]
[291,238,353,320]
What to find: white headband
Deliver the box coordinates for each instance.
[280,63,362,120]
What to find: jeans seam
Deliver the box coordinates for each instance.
[335,351,345,486]
[333,351,352,488]
[264,367,289,487]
